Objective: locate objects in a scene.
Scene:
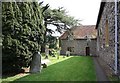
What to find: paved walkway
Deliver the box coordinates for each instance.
[93,57,109,81]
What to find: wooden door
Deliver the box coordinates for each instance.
[86,47,90,56]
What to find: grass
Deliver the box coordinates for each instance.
[109,75,120,81]
[2,55,68,82]
[2,56,97,82]
[2,74,28,82]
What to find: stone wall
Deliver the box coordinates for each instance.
[60,39,96,56]
[97,2,120,76]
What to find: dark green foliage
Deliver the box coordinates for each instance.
[43,7,81,33]
[2,2,45,74]
[46,35,57,49]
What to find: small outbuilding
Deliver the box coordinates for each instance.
[59,25,97,56]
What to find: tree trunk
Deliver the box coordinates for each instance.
[41,20,47,53]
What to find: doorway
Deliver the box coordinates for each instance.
[86,47,90,56]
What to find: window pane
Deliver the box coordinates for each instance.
[105,20,109,47]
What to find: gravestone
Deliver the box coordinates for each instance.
[30,52,41,73]
[45,45,49,59]
[57,50,60,59]
[66,51,70,57]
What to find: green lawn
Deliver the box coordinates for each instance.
[2,56,97,82]
[9,56,97,82]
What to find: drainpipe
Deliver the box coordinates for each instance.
[114,0,118,75]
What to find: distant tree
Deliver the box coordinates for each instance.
[46,35,58,49]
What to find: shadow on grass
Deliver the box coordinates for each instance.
[2,69,27,79]
[10,56,96,82]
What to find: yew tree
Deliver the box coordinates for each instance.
[2,1,45,74]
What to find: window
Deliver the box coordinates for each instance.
[105,20,109,47]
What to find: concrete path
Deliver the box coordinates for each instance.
[93,57,109,81]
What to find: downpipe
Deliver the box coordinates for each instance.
[114,0,118,75]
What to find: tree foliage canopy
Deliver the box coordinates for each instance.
[42,6,81,34]
[2,1,45,73]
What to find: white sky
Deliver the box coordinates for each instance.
[41,0,101,36]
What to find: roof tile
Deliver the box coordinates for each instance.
[60,25,97,39]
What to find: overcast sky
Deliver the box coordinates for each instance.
[42,0,101,25]
[41,0,101,36]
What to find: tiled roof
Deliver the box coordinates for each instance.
[60,25,97,40]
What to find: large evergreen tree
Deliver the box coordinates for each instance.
[42,7,80,33]
[2,1,45,74]
[40,4,81,52]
